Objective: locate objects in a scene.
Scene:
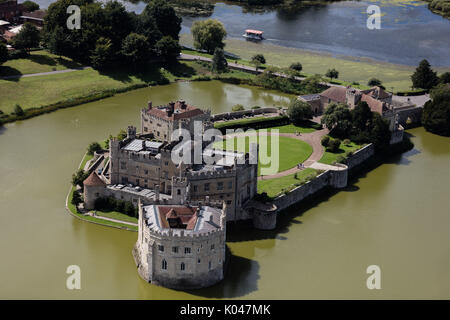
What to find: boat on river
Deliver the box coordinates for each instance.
[242,29,264,41]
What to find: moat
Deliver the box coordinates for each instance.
[0,81,449,298]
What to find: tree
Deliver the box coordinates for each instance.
[117,129,127,140]
[411,59,439,90]
[289,62,302,72]
[325,68,339,81]
[328,138,341,152]
[368,78,382,86]
[369,113,391,150]
[191,19,226,54]
[121,33,150,68]
[155,36,181,63]
[439,72,450,84]
[47,26,68,58]
[251,54,265,70]
[142,0,181,40]
[14,104,24,116]
[232,104,245,111]
[87,142,102,155]
[321,135,330,148]
[0,42,8,65]
[321,103,352,138]
[351,101,373,132]
[13,23,40,54]
[301,74,323,93]
[90,37,115,71]
[211,47,228,73]
[422,84,450,136]
[72,169,89,188]
[287,99,313,125]
[71,191,83,207]
[22,0,40,12]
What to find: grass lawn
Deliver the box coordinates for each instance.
[67,186,137,231]
[0,50,83,77]
[260,123,318,134]
[181,35,450,92]
[258,168,318,198]
[94,210,138,224]
[215,135,313,175]
[319,140,365,165]
[0,59,255,114]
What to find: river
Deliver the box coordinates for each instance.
[0,81,449,299]
[28,0,450,67]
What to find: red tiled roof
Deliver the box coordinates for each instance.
[158,206,198,230]
[364,86,390,100]
[360,94,385,114]
[83,172,106,186]
[145,101,204,121]
[245,29,263,35]
[320,87,348,103]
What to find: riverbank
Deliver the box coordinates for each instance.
[180,35,450,92]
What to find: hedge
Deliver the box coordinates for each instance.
[214,115,290,132]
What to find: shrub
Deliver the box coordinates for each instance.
[13,104,24,116]
[328,138,341,152]
[343,138,351,146]
[289,62,302,72]
[321,136,330,148]
[231,104,245,112]
[87,142,102,156]
[335,155,346,164]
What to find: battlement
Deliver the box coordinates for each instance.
[186,167,236,180]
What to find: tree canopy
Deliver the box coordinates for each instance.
[43,0,181,68]
[13,23,40,53]
[289,62,302,72]
[411,59,439,90]
[121,33,150,68]
[325,68,339,80]
[22,0,40,12]
[368,78,382,86]
[211,47,228,73]
[0,42,8,65]
[287,99,313,125]
[191,19,226,54]
[422,84,450,136]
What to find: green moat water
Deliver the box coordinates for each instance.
[0,81,449,299]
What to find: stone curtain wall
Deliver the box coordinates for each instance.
[211,107,280,122]
[346,144,375,169]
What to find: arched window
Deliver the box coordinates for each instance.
[162,259,167,270]
[181,262,185,271]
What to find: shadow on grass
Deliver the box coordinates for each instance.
[28,53,57,66]
[55,56,84,69]
[99,63,174,84]
[164,61,196,78]
[0,66,22,80]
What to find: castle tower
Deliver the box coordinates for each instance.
[83,172,106,210]
[109,138,120,184]
[345,87,361,109]
[171,176,188,204]
[127,126,136,140]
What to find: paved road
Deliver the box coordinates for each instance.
[0,66,90,80]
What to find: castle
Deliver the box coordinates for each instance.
[83,100,260,289]
[299,86,408,144]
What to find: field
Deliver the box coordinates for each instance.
[257,168,318,198]
[215,135,313,175]
[0,50,83,77]
[181,34,450,92]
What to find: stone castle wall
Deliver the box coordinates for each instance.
[346,143,375,169]
[211,107,280,122]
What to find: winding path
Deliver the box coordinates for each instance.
[222,127,330,180]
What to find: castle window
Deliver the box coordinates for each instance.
[157,131,160,136]
[120,162,127,170]
[217,182,223,190]
[181,262,185,271]
[209,261,212,270]
[226,200,232,205]
[158,245,164,252]
[204,183,210,191]
[184,247,191,254]
[197,259,201,264]
[162,259,167,270]
[144,127,148,132]
[144,170,148,175]
[172,246,178,253]
[165,161,169,166]
[228,181,232,189]
[193,185,198,192]
[211,244,215,251]
[177,189,181,195]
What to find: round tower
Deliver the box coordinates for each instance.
[83,172,106,210]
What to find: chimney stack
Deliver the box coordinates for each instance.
[148,101,152,110]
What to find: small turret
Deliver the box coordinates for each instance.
[127,126,136,140]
